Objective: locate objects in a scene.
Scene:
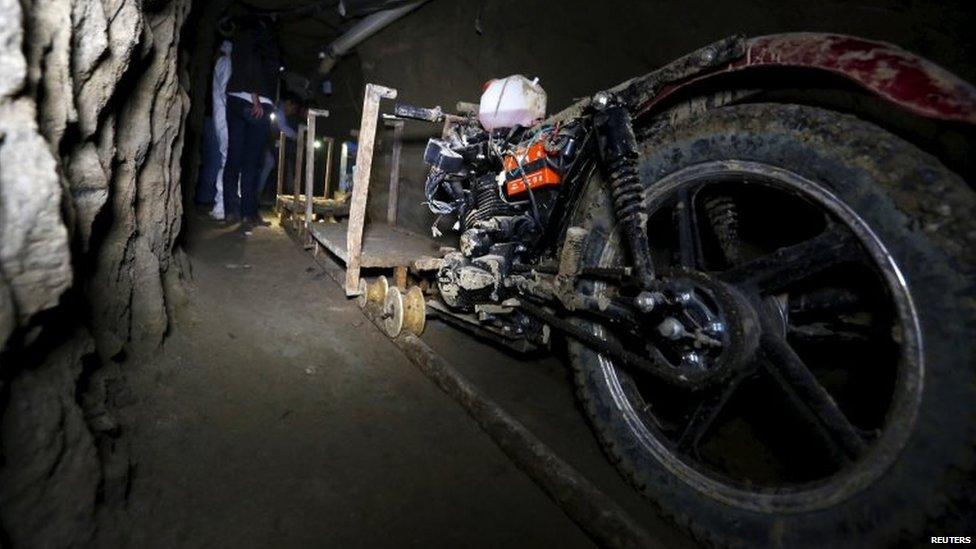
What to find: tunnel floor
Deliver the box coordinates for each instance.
[113,212,692,547]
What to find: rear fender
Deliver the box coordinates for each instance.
[638,33,976,124]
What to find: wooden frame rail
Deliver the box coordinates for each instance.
[344,83,397,295]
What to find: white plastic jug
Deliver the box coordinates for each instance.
[478,75,547,131]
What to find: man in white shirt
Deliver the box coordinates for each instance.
[210,39,233,220]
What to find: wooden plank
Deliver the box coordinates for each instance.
[275,131,285,213]
[393,266,407,288]
[385,120,404,226]
[345,83,397,296]
[309,222,439,269]
[323,137,335,200]
[305,112,316,232]
[293,126,306,206]
[276,195,350,217]
[293,125,306,233]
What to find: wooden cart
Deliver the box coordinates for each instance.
[296,84,444,296]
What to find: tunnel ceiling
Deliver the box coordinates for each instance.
[217,0,425,98]
[232,0,345,77]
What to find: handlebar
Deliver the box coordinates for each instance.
[393,102,444,123]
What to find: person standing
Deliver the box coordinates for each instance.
[222,18,279,229]
[209,39,233,220]
[258,93,302,200]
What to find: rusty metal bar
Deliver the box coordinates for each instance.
[385,119,404,225]
[322,136,335,200]
[275,131,286,214]
[345,83,397,295]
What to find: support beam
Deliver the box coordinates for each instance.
[385,119,404,226]
[302,109,330,236]
[305,112,316,234]
[393,266,407,289]
[322,136,335,199]
[345,83,397,296]
[293,126,306,206]
[275,131,286,214]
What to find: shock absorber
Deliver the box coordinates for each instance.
[703,194,741,265]
[594,100,655,288]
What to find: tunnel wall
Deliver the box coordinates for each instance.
[0,0,193,545]
[332,0,974,238]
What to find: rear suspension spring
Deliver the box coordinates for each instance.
[605,155,644,225]
[595,103,655,287]
[703,194,741,265]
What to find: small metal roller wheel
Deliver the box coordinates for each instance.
[383,286,404,338]
[402,286,426,336]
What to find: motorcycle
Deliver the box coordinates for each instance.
[393,33,976,546]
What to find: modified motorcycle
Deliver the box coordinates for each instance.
[393,34,976,546]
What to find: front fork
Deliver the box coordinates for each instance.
[593,102,656,289]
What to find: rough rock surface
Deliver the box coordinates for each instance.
[0,333,99,548]
[0,0,192,545]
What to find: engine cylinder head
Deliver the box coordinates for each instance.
[464,174,511,229]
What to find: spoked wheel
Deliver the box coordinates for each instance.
[601,160,920,499]
[569,103,976,547]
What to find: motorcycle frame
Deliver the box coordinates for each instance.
[504,33,976,367]
[418,33,976,365]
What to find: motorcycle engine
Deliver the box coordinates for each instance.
[437,174,536,311]
[423,121,581,314]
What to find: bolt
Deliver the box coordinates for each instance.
[634,291,663,313]
[674,290,694,305]
[706,321,725,336]
[591,91,612,109]
[700,47,717,64]
[657,317,685,340]
[682,351,705,370]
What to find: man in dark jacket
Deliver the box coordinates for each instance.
[222,18,280,229]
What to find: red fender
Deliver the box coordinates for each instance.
[643,33,976,124]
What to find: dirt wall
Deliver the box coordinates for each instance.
[0,0,193,544]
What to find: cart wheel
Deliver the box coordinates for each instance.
[402,286,426,336]
[383,287,404,338]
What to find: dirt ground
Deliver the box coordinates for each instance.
[114,214,692,548]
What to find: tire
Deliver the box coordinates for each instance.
[568,103,976,547]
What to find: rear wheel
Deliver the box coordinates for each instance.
[568,103,976,547]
